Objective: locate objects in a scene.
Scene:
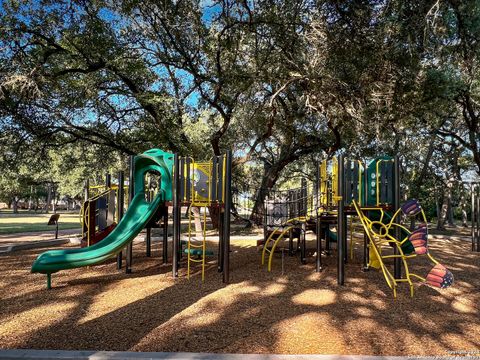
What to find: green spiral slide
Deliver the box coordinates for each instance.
[31,149,174,288]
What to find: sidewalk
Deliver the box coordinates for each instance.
[0,229,80,253]
[0,350,465,360]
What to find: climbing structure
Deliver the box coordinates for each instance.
[80,176,128,248]
[314,155,401,284]
[261,179,319,272]
[260,156,400,279]
[172,153,232,282]
[352,199,454,297]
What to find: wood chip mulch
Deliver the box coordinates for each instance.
[0,232,478,356]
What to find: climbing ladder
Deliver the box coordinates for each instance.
[185,204,212,281]
[183,161,216,281]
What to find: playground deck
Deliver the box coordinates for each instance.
[0,232,478,357]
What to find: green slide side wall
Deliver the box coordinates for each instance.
[31,149,174,275]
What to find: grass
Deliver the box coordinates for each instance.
[0,211,81,235]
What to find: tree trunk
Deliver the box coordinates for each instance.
[191,206,202,237]
[250,187,269,226]
[28,185,33,211]
[447,196,455,226]
[208,206,221,230]
[412,131,437,194]
[52,189,57,214]
[460,195,468,227]
[462,208,468,227]
[249,158,293,225]
[436,196,448,230]
[12,196,19,214]
[45,184,52,213]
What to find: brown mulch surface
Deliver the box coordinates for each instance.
[0,233,478,356]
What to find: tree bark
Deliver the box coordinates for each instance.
[191,206,202,237]
[447,195,455,226]
[52,187,57,214]
[12,197,19,214]
[249,156,295,225]
[28,185,33,210]
[412,130,437,194]
[208,206,221,230]
[436,198,448,230]
[45,183,52,213]
[460,195,468,227]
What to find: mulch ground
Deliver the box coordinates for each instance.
[0,229,479,357]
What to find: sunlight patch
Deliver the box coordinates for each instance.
[292,289,336,306]
[356,306,373,317]
[306,272,323,281]
[262,283,286,296]
[78,278,174,324]
[273,313,346,354]
[0,301,76,338]
[452,299,477,314]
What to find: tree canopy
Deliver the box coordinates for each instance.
[0,0,479,220]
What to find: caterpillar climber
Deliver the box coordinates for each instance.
[352,199,454,297]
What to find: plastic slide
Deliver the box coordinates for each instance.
[31,149,174,282]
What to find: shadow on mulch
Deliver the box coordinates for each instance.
[0,232,478,356]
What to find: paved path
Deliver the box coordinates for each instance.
[0,229,80,245]
[0,349,469,360]
[0,229,81,253]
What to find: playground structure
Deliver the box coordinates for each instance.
[261,180,309,269]
[261,155,454,297]
[353,199,454,297]
[31,149,233,288]
[81,165,169,271]
[31,148,452,296]
[261,156,400,281]
[80,174,128,248]
[171,154,232,282]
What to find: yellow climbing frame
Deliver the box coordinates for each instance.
[352,200,444,298]
[262,216,308,272]
[179,155,226,281]
[352,200,413,298]
[186,204,208,282]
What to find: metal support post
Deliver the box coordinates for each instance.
[337,154,345,285]
[117,171,125,270]
[126,155,134,274]
[222,151,232,283]
[393,156,402,279]
[163,206,169,264]
[172,154,180,277]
